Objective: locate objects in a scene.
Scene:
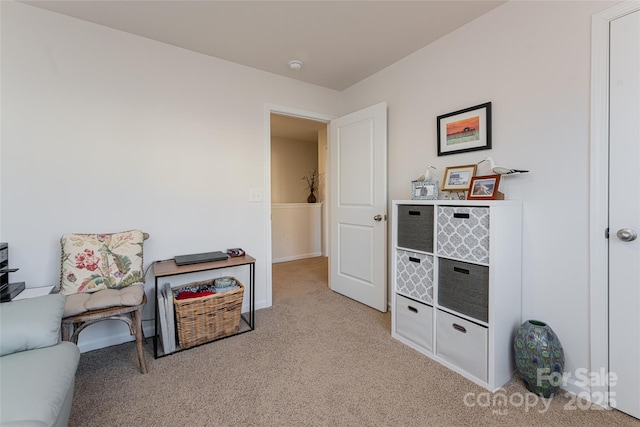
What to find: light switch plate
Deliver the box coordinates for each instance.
[249,188,263,202]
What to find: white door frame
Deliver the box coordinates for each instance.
[589,0,640,405]
[263,104,335,307]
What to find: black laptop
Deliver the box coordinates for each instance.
[174,251,228,266]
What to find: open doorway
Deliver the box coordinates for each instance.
[270,113,328,262]
[265,103,387,311]
[263,106,334,308]
[267,110,331,306]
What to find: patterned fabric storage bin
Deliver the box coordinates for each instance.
[396,250,434,304]
[437,206,490,264]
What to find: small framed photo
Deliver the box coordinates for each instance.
[468,174,503,200]
[441,164,477,192]
[437,102,492,156]
[411,181,439,200]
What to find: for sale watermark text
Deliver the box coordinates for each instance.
[463,368,616,415]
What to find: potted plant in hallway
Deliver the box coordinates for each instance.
[302,169,319,203]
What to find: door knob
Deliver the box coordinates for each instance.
[617,228,638,242]
[373,215,383,222]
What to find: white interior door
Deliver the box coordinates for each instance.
[609,8,640,419]
[329,102,387,312]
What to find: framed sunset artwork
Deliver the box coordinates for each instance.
[437,102,492,156]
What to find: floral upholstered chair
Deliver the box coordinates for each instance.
[59,230,148,373]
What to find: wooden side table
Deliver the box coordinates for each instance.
[153,254,256,358]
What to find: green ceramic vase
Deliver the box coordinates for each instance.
[513,320,565,398]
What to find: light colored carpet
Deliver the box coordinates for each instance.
[69,257,639,426]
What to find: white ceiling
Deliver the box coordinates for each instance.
[22,0,506,91]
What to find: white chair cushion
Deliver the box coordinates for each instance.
[60,230,145,295]
[63,284,145,318]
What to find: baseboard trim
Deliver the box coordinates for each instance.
[272,252,322,263]
[560,374,611,410]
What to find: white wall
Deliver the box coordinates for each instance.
[270,137,318,203]
[270,135,324,261]
[271,203,322,263]
[342,0,615,394]
[0,1,341,351]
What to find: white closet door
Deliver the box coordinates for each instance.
[608,8,640,420]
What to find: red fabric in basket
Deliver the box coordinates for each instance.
[176,290,215,300]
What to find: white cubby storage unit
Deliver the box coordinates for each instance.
[391,200,522,391]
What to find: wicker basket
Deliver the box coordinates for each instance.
[172,277,244,349]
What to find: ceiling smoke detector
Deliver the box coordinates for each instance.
[288,60,303,71]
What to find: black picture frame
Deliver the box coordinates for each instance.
[437,102,492,156]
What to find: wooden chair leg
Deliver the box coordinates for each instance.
[61,322,70,342]
[61,299,148,373]
[61,321,77,344]
[134,308,148,374]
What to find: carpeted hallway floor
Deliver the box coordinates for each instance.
[68,257,639,426]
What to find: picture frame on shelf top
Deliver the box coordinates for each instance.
[468,175,504,200]
[441,164,477,192]
[411,181,439,200]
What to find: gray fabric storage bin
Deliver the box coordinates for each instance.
[438,258,489,322]
[397,205,434,252]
